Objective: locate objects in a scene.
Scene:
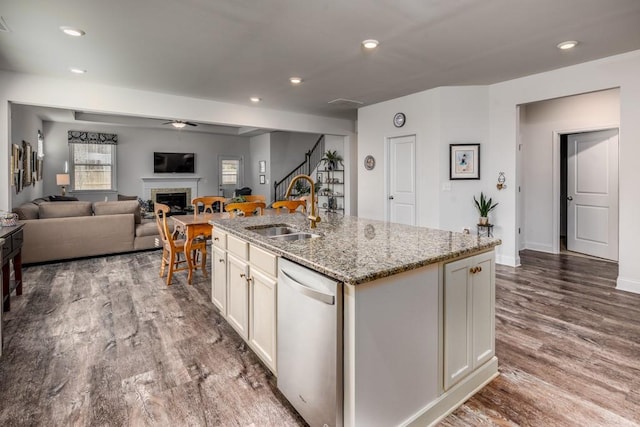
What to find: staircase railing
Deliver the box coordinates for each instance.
[273,135,325,201]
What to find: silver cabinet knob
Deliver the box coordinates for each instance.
[567,196,573,201]
[388,195,394,200]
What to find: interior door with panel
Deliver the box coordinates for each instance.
[387,135,416,225]
[567,129,619,260]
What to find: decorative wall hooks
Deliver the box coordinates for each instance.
[496,172,507,190]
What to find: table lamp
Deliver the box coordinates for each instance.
[56,173,70,196]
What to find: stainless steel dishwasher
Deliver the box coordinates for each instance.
[277,258,343,427]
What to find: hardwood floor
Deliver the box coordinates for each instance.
[443,250,640,427]
[0,249,638,426]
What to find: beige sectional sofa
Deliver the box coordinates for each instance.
[13,200,161,264]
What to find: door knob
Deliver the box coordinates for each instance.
[388,195,394,200]
[567,196,573,201]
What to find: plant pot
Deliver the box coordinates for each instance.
[479,216,489,225]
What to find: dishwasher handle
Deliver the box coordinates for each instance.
[280,269,335,305]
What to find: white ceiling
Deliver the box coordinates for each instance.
[2,0,640,126]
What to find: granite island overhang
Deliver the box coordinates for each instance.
[210,212,501,286]
[210,212,502,426]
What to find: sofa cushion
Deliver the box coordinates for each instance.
[93,200,141,224]
[136,219,158,237]
[39,201,93,219]
[13,203,40,220]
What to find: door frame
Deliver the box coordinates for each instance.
[551,126,619,254]
[385,134,417,224]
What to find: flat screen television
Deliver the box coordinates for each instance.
[154,152,195,173]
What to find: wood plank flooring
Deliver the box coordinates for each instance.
[0,249,638,426]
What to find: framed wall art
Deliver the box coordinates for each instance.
[449,143,480,180]
[258,160,266,174]
[259,174,266,184]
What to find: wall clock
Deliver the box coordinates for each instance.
[393,112,406,128]
[364,155,375,170]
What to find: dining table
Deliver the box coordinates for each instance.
[170,209,283,284]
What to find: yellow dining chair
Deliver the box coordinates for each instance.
[224,201,266,217]
[272,200,307,213]
[243,195,267,203]
[192,196,226,214]
[155,203,207,285]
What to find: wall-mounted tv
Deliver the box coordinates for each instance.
[154,152,195,173]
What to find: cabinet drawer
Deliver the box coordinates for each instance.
[11,229,23,251]
[250,245,278,276]
[1,237,10,256]
[212,229,227,250]
[227,234,249,260]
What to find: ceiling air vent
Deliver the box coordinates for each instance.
[0,16,11,32]
[328,98,364,108]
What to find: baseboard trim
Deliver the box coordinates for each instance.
[616,276,640,295]
[524,242,555,253]
[496,254,519,267]
[402,357,499,427]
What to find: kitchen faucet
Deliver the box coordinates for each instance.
[284,174,321,228]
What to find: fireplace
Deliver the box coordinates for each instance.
[150,187,192,215]
[156,192,187,210]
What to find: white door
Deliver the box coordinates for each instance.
[567,129,619,260]
[387,135,416,225]
[219,156,243,198]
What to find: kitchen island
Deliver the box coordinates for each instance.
[211,212,501,426]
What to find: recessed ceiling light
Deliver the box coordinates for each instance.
[171,121,187,129]
[362,39,379,49]
[60,26,86,37]
[557,40,578,50]
[69,67,86,74]
[289,77,303,84]
[250,97,262,103]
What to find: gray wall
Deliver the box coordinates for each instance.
[10,104,45,206]
[42,122,251,201]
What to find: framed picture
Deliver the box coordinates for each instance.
[258,160,266,173]
[450,143,480,180]
[259,174,266,184]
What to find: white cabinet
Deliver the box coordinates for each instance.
[211,228,227,313]
[210,229,278,373]
[443,250,495,390]
[227,253,250,340]
[212,246,227,314]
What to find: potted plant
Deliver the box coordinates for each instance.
[321,150,343,170]
[473,192,498,225]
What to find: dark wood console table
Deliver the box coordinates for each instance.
[1,224,24,312]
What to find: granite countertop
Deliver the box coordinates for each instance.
[211,213,501,286]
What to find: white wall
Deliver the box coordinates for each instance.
[357,86,490,233]
[520,89,620,253]
[359,49,640,293]
[490,49,640,292]
[0,70,355,209]
[9,104,44,206]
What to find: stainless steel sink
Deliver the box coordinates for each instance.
[269,232,321,241]
[249,224,299,237]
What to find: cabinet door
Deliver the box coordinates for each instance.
[227,253,249,340]
[471,251,495,368]
[443,256,473,390]
[212,246,227,314]
[249,267,277,373]
[443,251,495,390]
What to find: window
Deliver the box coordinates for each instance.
[221,158,240,185]
[68,131,117,191]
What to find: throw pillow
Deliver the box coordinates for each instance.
[49,195,79,202]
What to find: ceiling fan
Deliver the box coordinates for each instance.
[162,120,198,129]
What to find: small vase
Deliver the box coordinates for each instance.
[479,216,489,225]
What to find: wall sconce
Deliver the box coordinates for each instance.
[56,174,70,195]
[496,172,507,190]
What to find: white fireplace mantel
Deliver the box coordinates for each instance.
[141,176,201,201]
